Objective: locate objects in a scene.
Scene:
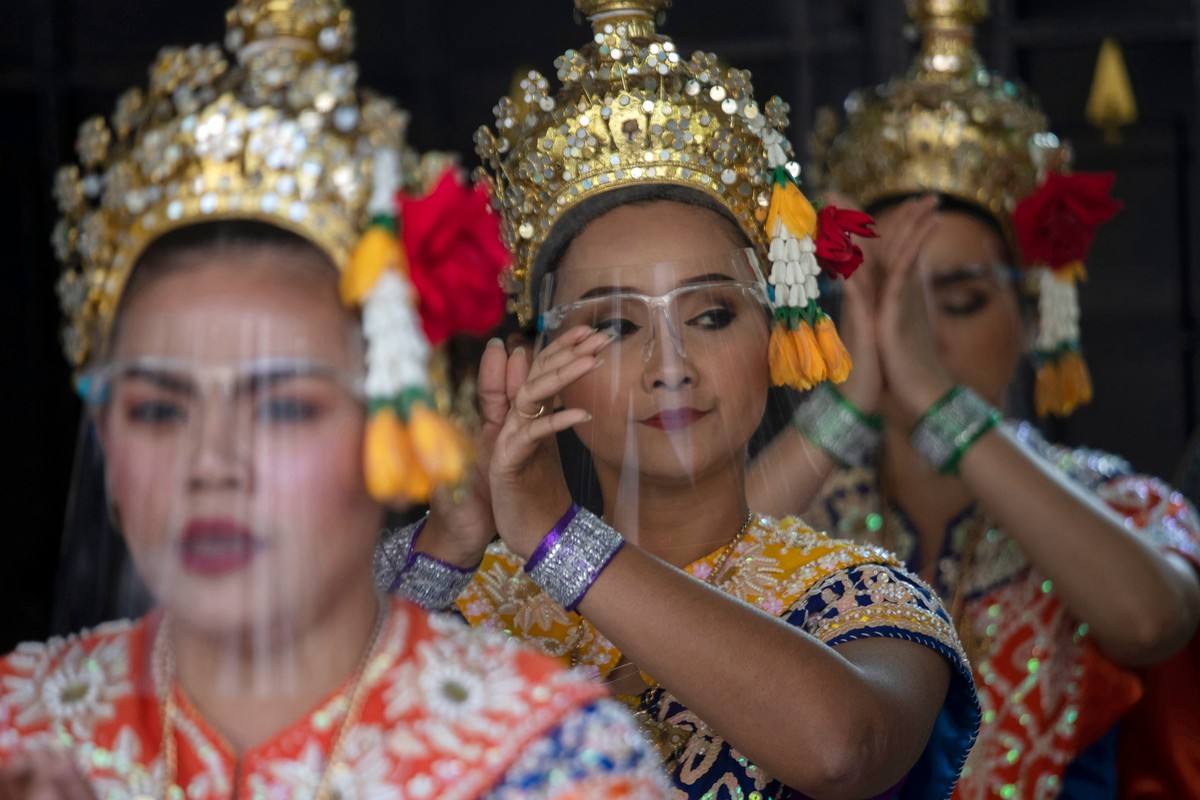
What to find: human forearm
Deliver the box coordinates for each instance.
[960,426,1200,664]
[576,545,949,797]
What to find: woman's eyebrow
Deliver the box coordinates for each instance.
[233,362,337,395]
[930,265,997,287]
[682,273,736,285]
[577,284,638,300]
[576,274,737,300]
[121,367,194,394]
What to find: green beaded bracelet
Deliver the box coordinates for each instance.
[909,386,1002,474]
[792,383,882,467]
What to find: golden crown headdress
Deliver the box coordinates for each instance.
[476,0,876,391]
[815,0,1060,234]
[52,0,510,501]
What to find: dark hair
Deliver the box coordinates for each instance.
[110,220,339,345]
[130,219,334,289]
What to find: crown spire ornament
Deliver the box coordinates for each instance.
[476,0,875,391]
[908,0,988,80]
[53,0,508,502]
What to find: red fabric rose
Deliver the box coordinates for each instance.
[1012,171,1122,269]
[814,206,877,280]
[398,170,510,345]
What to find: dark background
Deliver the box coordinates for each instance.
[3,0,1198,653]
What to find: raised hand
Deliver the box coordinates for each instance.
[489,326,611,558]
[418,338,513,567]
[872,196,955,423]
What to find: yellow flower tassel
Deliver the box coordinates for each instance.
[1035,350,1093,418]
[814,316,852,384]
[365,407,432,503]
[766,180,818,241]
[341,225,408,306]
[409,402,473,487]
[769,321,828,392]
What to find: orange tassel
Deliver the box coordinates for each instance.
[795,324,826,387]
[814,316,852,383]
[409,403,473,487]
[365,407,432,503]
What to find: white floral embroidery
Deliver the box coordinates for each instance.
[2,623,133,740]
[383,631,531,761]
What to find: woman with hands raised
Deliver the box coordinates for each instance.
[376,2,982,797]
[748,3,1200,796]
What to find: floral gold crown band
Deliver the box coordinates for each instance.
[474,0,875,391]
[53,0,508,501]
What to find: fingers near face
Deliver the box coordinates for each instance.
[546,200,770,483]
[908,208,1023,406]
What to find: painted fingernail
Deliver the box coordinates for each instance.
[487,337,505,349]
[513,346,527,358]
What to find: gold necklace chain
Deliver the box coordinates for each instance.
[153,601,388,799]
[704,509,755,589]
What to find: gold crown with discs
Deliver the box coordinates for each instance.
[813,0,1066,232]
[474,0,797,324]
[52,0,434,373]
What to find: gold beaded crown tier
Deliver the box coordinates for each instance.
[52,0,420,373]
[815,0,1065,238]
[475,0,872,392]
[474,0,795,326]
[51,0,487,502]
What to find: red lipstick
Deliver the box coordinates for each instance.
[179,518,263,576]
[642,408,708,431]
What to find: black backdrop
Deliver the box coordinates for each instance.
[3,0,1199,653]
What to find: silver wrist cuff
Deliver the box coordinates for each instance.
[525,509,625,612]
[373,518,476,611]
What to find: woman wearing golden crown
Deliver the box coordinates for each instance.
[742,1,1200,798]
[376,1,981,798]
[0,2,673,797]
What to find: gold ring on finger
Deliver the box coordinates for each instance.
[516,404,547,421]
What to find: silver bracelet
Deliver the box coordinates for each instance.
[373,517,477,611]
[909,386,1002,474]
[525,508,625,612]
[791,383,881,467]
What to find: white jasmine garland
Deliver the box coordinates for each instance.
[362,269,430,398]
[1035,269,1081,351]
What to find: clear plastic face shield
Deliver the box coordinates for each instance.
[536,247,773,548]
[54,248,393,697]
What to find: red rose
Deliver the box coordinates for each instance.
[398,169,510,345]
[814,206,877,280]
[1012,171,1122,269]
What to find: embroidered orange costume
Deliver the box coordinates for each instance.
[0,600,665,799]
